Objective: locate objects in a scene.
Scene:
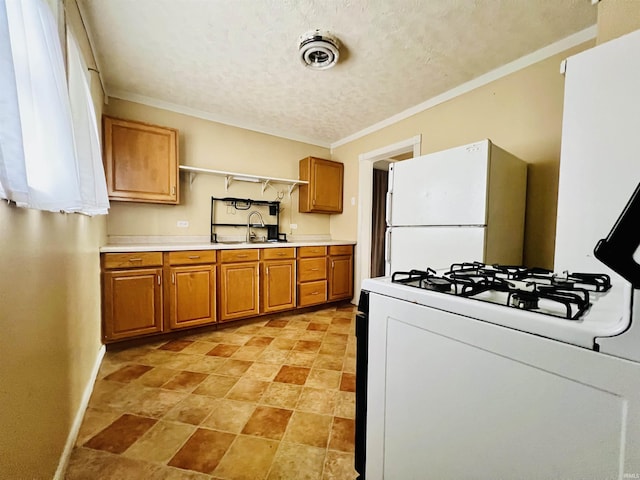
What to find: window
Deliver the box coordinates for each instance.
[0,0,108,215]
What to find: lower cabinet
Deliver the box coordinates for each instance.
[102,253,164,342]
[218,249,260,322]
[101,244,353,343]
[262,248,296,313]
[166,250,217,329]
[328,245,354,301]
[297,246,328,307]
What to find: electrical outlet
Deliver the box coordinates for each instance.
[290,223,298,230]
[177,220,189,228]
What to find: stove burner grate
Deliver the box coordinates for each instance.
[390,262,607,321]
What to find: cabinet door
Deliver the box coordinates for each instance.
[263,260,295,313]
[219,262,259,322]
[329,255,353,301]
[103,268,163,341]
[103,116,179,204]
[169,265,216,329]
[299,157,344,213]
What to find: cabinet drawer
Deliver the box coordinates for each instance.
[329,245,353,256]
[298,281,327,306]
[103,252,163,269]
[298,246,327,258]
[298,257,327,282]
[219,249,260,263]
[168,250,216,265]
[262,247,296,260]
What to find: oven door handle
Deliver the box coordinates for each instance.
[594,181,640,288]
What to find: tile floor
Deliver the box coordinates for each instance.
[66,304,358,480]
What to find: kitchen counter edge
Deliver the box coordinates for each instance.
[100,240,356,253]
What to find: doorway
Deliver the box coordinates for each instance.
[355,136,421,299]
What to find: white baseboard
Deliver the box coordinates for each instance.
[53,344,106,480]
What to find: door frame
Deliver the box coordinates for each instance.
[355,135,421,299]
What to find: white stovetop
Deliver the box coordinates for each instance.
[362,276,632,351]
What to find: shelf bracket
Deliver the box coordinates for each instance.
[224,175,233,191]
[261,179,271,194]
[187,172,197,190]
[287,183,298,196]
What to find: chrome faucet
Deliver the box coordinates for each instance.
[247,210,265,242]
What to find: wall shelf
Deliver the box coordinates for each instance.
[179,165,308,195]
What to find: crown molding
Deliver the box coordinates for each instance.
[330,25,597,150]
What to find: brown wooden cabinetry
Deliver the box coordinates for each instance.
[218,249,260,322]
[328,245,354,301]
[166,250,216,330]
[102,252,164,342]
[298,157,344,213]
[297,246,328,307]
[103,116,179,204]
[261,248,296,313]
[101,244,354,343]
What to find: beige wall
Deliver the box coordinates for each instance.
[331,42,594,270]
[104,99,332,240]
[0,2,107,478]
[597,0,640,44]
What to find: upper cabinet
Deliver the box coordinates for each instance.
[298,157,344,213]
[103,116,179,204]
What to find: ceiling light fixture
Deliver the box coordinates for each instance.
[298,29,340,70]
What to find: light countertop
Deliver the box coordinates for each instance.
[100,239,356,253]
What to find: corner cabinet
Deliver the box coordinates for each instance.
[103,116,179,204]
[299,157,344,213]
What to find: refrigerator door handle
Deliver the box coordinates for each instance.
[386,192,392,226]
[385,228,392,261]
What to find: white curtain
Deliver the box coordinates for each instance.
[0,0,28,204]
[67,29,109,215]
[0,0,109,215]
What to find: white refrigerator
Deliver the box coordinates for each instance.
[385,139,527,274]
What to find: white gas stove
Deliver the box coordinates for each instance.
[365,262,636,358]
[356,183,640,480]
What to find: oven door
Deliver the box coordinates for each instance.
[366,291,640,480]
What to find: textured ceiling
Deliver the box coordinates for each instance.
[77,0,596,147]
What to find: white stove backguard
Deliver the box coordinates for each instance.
[597,285,640,362]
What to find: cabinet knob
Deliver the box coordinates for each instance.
[171,186,176,195]
[188,255,200,259]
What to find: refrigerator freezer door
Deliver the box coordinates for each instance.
[387,226,486,273]
[389,140,489,226]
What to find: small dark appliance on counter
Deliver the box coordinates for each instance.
[210,196,287,243]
